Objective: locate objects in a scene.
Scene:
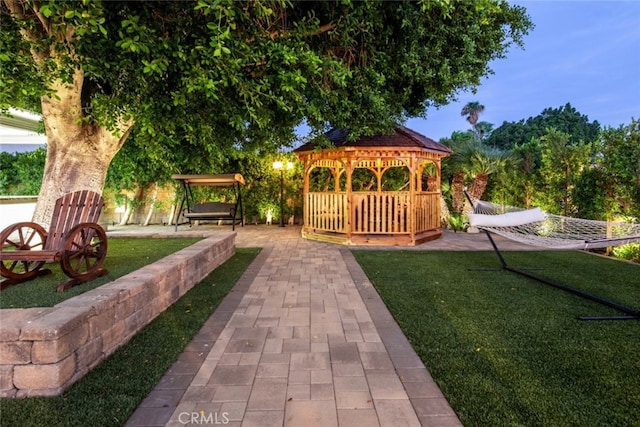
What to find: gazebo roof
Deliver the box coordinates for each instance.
[295,126,452,155]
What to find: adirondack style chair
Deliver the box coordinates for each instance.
[0,190,108,292]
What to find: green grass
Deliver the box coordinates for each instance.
[0,237,202,308]
[0,247,260,426]
[352,250,640,427]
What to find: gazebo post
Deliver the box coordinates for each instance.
[436,160,442,224]
[345,159,353,240]
[416,162,424,193]
[408,154,416,244]
[302,161,311,229]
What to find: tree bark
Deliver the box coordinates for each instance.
[143,183,158,226]
[467,173,489,201]
[167,204,177,227]
[452,170,465,213]
[119,204,133,226]
[439,196,450,226]
[32,69,133,228]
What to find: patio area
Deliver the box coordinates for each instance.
[108,224,536,426]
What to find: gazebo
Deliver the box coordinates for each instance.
[294,126,452,246]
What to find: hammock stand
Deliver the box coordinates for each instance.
[464,191,640,321]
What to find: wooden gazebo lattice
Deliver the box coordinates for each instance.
[294,127,452,246]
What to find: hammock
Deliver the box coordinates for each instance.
[464,192,640,321]
[467,199,640,250]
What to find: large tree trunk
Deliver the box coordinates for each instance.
[33,69,133,228]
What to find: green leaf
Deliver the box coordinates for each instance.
[39,5,52,18]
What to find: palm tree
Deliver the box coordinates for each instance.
[460,101,485,137]
[441,131,475,213]
[475,121,494,141]
[443,133,512,213]
[451,169,466,213]
[466,147,512,201]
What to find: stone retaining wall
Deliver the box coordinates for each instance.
[0,232,235,398]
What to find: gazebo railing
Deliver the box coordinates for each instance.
[414,192,440,233]
[352,192,411,234]
[305,192,348,233]
[305,191,441,236]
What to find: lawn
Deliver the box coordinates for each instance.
[0,247,260,426]
[352,250,640,427]
[0,237,203,308]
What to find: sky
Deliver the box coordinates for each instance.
[406,0,640,141]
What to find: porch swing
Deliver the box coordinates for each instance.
[172,174,245,231]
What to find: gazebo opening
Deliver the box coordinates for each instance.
[295,127,452,246]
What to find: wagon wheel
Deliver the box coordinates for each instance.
[0,222,48,288]
[59,223,108,289]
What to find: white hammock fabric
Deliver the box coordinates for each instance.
[468,199,640,250]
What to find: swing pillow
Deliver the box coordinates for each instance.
[468,208,546,228]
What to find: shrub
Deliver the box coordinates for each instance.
[611,243,640,263]
[448,212,468,232]
[0,148,46,195]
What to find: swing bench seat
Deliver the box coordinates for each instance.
[184,202,240,228]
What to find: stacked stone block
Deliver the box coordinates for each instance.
[0,232,235,398]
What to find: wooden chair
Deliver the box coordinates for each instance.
[0,190,108,292]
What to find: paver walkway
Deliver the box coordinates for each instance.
[119,225,536,427]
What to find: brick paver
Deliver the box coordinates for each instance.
[116,224,537,426]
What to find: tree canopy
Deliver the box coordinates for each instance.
[486,103,601,150]
[1,0,532,224]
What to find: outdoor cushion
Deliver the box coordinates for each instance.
[468,207,546,228]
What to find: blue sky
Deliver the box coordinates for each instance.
[406,0,640,141]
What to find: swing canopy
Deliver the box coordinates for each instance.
[171,174,245,187]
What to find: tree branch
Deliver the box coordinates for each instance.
[3,0,49,63]
[31,0,53,36]
[270,22,335,39]
[3,0,26,19]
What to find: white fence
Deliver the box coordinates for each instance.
[0,196,37,230]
